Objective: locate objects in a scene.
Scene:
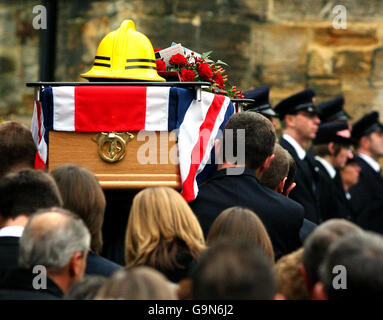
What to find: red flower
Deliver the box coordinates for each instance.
[169,53,187,67]
[213,72,225,89]
[156,59,166,72]
[180,69,196,81]
[197,62,213,81]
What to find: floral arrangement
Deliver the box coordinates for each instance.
[155,50,244,99]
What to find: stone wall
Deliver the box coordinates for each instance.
[2,0,383,125]
[0,0,40,123]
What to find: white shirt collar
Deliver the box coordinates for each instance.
[283,134,306,160]
[358,153,380,173]
[315,156,337,179]
[0,226,24,237]
[345,191,352,200]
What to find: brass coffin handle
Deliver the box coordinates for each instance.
[92,132,134,163]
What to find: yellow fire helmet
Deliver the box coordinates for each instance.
[81,19,165,82]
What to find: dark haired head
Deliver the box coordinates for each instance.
[320,231,383,300]
[191,240,277,300]
[0,169,63,221]
[0,121,37,177]
[260,144,289,191]
[302,219,362,290]
[222,112,276,170]
[51,164,106,254]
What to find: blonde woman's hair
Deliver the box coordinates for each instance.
[125,187,205,270]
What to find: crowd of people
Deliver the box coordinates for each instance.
[1,85,383,300]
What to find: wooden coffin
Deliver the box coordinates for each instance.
[48,130,181,190]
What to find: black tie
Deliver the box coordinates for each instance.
[302,156,316,193]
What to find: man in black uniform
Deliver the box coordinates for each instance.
[190,112,304,260]
[312,122,354,221]
[316,95,356,220]
[275,89,322,224]
[317,95,351,123]
[243,86,279,127]
[349,112,383,233]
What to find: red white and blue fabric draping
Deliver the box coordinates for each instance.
[31,86,234,202]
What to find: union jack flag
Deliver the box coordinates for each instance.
[31,86,234,201]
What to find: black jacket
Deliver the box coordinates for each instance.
[189,167,304,260]
[0,236,20,285]
[349,156,383,233]
[86,250,122,277]
[315,161,353,221]
[280,137,321,224]
[0,268,63,300]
